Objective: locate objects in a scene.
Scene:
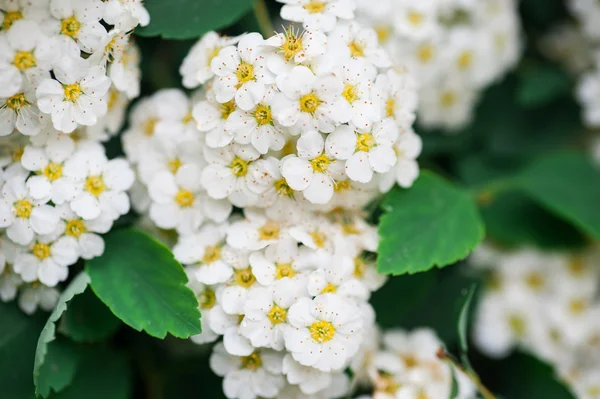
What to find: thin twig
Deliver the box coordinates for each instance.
[254,0,274,38]
[437,347,497,399]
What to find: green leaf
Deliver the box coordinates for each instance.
[378,172,485,275]
[0,301,46,399]
[34,273,90,398]
[136,0,254,39]
[50,347,132,399]
[86,229,201,339]
[456,285,477,373]
[518,152,600,239]
[58,289,121,343]
[517,64,571,108]
[449,366,460,399]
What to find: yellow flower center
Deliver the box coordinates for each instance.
[525,272,544,291]
[568,256,585,276]
[569,298,587,315]
[198,287,216,310]
[310,154,330,173]
[299,93,321,114]
[310,231,326,248]
[440,91,457,107]
[258,221,280,241]
[375,24,392,44]
[275,263,295,279]
[33,242,51,260]
[309,320,336,343]
[234,268,256,288]
[267,305,287,324]
[254,103,273,126]
[2,11,23,30]
[348,41,364,58]
[275,179,293,197]
[143,118,157,136]
[241,352,262,371]
[417,43,434,63]
[107,90,119,110]
[64,83,83,102]
[354,257,366,278]
[334,180,352,192]
[206,47,221,66]
[342,84,359,104]
[42,162,63,182]
[167,158,183,174]
[356,133,375,152]
[376,374,400,395]
[202,245,221,264]
[6,93,27,111]
[235,62,255,86]
[587,386,600,396]
[281,30,304,61]
[321,283,337,294]
[304,0,325,14]
[175,189,195,207]
[508,314,526,337]
[85,176,105,197]
[14,199,33,218]
[231,157,249,177]
[386,98,396,118]
[12,147,24,162]
[220,101,236,119]
[13,51,36,71]
[407,10,424,25]
[457,50,474,70]
[60,15,81,38]
[65,220,86,238]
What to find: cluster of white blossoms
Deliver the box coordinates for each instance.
[350,327,476,399]
[471,244,600,399]
[0,0,147,314]
[120,2,424,398]
[354,0,521,131]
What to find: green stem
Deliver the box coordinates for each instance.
[437,348,497,399]
[470,177,521,205]
[254,0,274,38]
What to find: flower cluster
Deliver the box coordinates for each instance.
[471,244,600,398]
[0,0,147,314]
[120,3,423,398]
[354,0,521,131]
[351,327,476,399]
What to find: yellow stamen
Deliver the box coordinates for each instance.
[175,189,195,207]
[234,268,256,288]
[275,263,295,279]
[356,133,375,152]
[33,242,51,260]
[267,305,287,324]
[231,157,249,177]
[254,104,273,125]
[309,320,335,343]
[14,199,33,218]
[303,0,325,14]
[258,221,280,240]
[13,51,36,71]
[202,245,221,264]
[310,154,330,173]
[85,176,105,197]
[65,220,86,238]
[299,93,321,114]
[42,162,63,182]
[60,15,81,38]
[241,352,262,370]
[198,287,216,309]
[64,83,83,102]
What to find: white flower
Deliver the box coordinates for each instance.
[103,0,150,31]
[21,134,84,204]
[36,65,111,133]
[577,70,600,127]
[273,66,351,134]
[327,22,391,68]
[278,0,356,33]
[13,231,78,287]
[332,59,378,129]
[18,283,60,315]
[49,0,107,53]
[180,32,240,89]
[173,223,234,285]
[226,210,286,251]
[263,28,328,76]
[281,131,345,204]
[379,127,421,191]
[284,293,363,371]
[307,255,370,300]
[186,272,222,345]
[0,176,59,245]
[201,144,260,207]
[0,82,43,136]
[248,236,314,286]
[56,203,107,260]
[210,343,285,399]
[68,146,134,220]
[221,255,261,315]
[418,79,477,131]
[85,86,129,140]
[0,19,49,98]
[109,42,141,99]
[372,68,417,128]
[193,91,237,148]
[393,0,440,40]
[241,278,308,350]
[211,32,275,111]
[226,87,285,154]
[329,119,398,183]
[282,354,335,395]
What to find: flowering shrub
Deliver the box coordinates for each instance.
[1,1,599,399]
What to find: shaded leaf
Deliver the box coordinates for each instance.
[378,172,485,275]
[136,0,254,39]
[456,285,477,373]
[517,64,571,108]
[86,229,201,339]
[34,273,90,398]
